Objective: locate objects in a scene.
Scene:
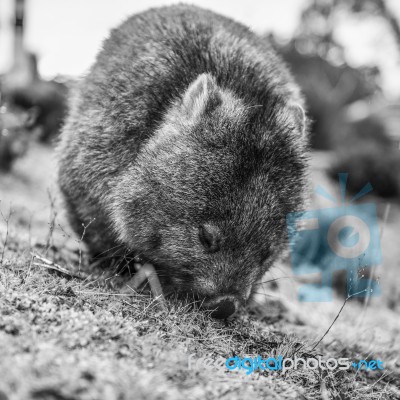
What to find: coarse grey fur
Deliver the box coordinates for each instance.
[58,4,309,316]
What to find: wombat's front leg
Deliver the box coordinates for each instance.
[120,263,166,309]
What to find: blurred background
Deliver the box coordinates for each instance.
[0,0,399,308]
[1,0,400,184]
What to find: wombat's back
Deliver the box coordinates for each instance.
[58,4,303,254]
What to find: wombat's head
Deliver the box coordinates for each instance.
[112,73,308,318]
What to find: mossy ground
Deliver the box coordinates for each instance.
[0,143,399,400]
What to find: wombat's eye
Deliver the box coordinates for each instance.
[198,223,221,253]
[260,249,271,264]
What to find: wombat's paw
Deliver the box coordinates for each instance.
[120,263,167,309]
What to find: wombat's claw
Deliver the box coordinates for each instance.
[120,263,166,309]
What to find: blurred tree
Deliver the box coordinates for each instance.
[296,0,400,59]
[6,76,69,142]
[2,54,69,143]
[276,42,380,149]
[330,115,400,198]
[1,0,69,143]
[0,104,31,171]
[270,0,400,149]
[269,0,400,198]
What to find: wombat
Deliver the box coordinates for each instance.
[58,4,309,318]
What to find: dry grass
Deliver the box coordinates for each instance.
[0,144,399,400]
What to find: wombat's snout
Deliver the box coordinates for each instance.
[203,296,238,319]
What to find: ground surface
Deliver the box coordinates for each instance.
[1,143,400,400]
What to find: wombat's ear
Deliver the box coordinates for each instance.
[289,103,307,139]
[198,223,221,253]
[182,73,221,120]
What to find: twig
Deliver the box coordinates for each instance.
[353,203,392,335]
[65,291,138,297]
[77,219,95,272]
[310,289,367,351]
[363,203,391,308]
[0,203,12,266]
[45,189,58,255]
[31,252,89,279]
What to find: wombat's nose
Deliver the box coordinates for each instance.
[206,297,237,319]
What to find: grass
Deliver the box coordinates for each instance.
[0,144,400,400]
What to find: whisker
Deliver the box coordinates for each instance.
[254,276,294,285]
